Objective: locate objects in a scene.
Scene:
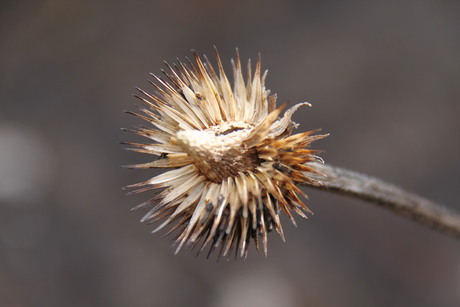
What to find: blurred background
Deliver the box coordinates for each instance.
[1,0,460,306]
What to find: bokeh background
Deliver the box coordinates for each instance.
[1,0,460,306]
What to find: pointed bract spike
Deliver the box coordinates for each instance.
[243,103,286,147]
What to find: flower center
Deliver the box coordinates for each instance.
[175,122,260,182]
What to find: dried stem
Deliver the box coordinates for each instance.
[303,162,460,239]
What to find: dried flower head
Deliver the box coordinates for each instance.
[123,48,327,258]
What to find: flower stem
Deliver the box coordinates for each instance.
[304,162,460,239]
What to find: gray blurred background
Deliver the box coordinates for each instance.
[1,0,460,306]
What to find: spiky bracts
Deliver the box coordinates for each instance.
[123,49,327,258]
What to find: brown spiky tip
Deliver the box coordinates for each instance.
[123,48,328,259]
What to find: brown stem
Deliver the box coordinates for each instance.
[303,162,460,239]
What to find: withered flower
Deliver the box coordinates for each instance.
[123,48,327,258]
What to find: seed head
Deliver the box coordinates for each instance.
[123,48,328,258]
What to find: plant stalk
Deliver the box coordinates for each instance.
[303,162,460,239]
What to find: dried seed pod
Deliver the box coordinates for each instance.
[123,48,328,258]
